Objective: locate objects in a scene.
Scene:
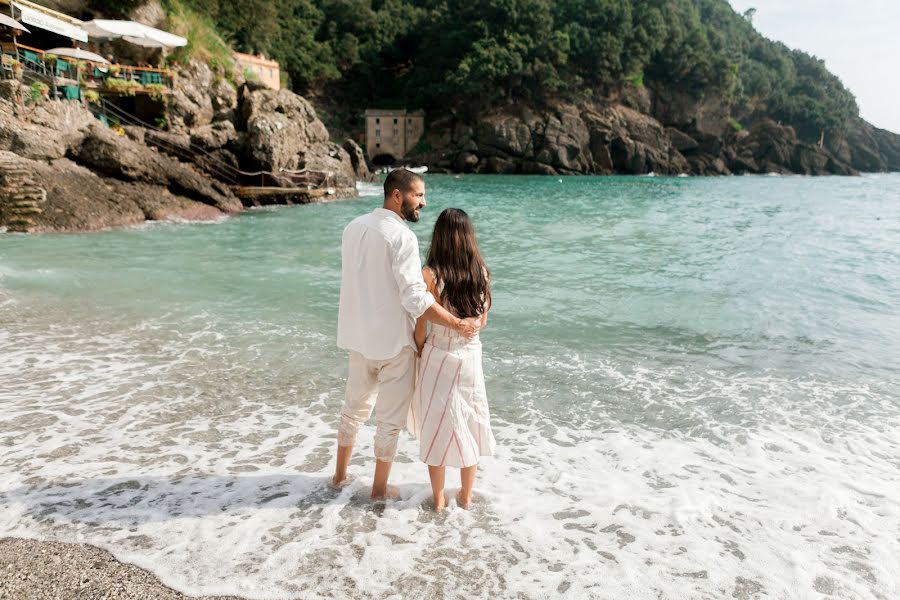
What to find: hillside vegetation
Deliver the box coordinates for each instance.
[177,0,858,142]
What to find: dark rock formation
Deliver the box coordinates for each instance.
[834,119,900,172]
[416,101,690,175]
[412,92,900,176]
[343,138,374,182]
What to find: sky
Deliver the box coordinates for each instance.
[728,0,900,133]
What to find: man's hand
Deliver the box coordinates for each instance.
[456,317,481,340]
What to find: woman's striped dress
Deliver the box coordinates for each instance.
[408,322,496,468]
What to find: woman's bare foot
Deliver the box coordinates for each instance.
[433,493,448,512]
[330,474,353,489]
[370,484,400,501]
[456,490,473,510]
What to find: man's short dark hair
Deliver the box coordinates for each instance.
[383,169,422,199]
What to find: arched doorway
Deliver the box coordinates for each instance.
[371,153,396,166]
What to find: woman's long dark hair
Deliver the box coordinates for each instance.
[426,208,490,319]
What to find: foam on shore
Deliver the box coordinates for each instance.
[1,306,897,599]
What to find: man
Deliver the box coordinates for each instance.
[333,169,480,499]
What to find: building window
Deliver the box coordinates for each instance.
[376,143,380,148]
[393,118,398,124]
[393,128,399,138]
[376,118,380,124]
[375,129,381,139]
[408,119,412,123]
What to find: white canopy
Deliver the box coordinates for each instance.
[0,13,30,32]
[13,2,88,42]
[83,19,187,48]
[45,47,109,64]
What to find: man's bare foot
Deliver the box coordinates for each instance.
[456,490,473,510]
[370,484,400,501]
[433,493,447,512]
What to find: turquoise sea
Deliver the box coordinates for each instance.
[1,174,899,599]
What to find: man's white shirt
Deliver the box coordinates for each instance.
[337,207,435,360]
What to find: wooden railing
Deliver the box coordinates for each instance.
[0,42,173,93]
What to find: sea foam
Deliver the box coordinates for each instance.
[1,306,897,599]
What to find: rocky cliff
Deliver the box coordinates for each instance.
[410,89,900,176]
[0,61,367,233]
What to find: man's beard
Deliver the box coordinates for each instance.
[401,202,420,222]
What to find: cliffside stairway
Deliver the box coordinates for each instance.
[0,154,47,233]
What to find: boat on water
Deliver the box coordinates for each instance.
[382,165,428,174]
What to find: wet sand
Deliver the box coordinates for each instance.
[0,538,242,600]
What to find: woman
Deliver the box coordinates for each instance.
[409,208,495,511]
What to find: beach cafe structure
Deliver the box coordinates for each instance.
[0,0,185,117]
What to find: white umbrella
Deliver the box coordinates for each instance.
[122,35,169,49]
[45,47,110,64]
[83,19,187,48]
[0,13,30,32]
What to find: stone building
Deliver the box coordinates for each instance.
[232,52,280,90]
[364,109,425,163]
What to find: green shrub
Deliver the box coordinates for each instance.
[163,0,234,77]
[623,72,644,88]
[29,81,49,103]
[104,78,142,96]
[144,83,169,100]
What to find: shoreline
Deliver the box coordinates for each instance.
[0,537,244,600]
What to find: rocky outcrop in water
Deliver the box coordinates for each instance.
[342,138,375,182]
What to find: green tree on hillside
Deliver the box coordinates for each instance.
[177,0,859,139]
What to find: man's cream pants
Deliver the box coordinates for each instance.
[337,347,416,462]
